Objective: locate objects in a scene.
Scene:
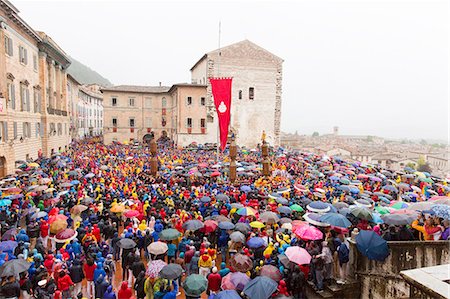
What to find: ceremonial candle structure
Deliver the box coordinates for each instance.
[150,138,158,176]
[262,141,270,177]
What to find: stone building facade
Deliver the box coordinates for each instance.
[77,85,103,138]
[0,0,71,176]
[101,84,207,145]
[190,40,283,148]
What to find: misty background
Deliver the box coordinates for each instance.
[15,0,449,142]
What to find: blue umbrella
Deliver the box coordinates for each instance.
[319,213,352,228]
[243,276,278,299]
[339,185,351,192]
[306,201,330,213]
[0,241,18,252]
[215,290,241,299]
[276,197,289,205]
[218,222,235,230]
[350,187,360,194]
[277,206,292,215]
[431,205,450,220]
[0,200,12,207]
[247,237,266,248]
[330,176,340,181]
[383,185,398,193]
[240,185,252,193]
[200,196,211,203]
[356,230,389,261]
[70,180,80,185]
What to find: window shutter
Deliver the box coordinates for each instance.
[3,122,7,141]
[11,84,15,109]
[8,38,12,56]
[24,48,28,64]
[26,89,30,111]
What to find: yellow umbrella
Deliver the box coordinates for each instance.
[50,219,68,234]
[250,221,265,229]
[28,162,40,168]
[110,204,125,213]
[414,172,426,178]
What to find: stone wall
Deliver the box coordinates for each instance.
[349,240,450,299]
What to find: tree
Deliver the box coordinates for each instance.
[406,162,416,170]
[366,135,374,142]
[420,139,427,145]
[416,155,432,173]
[312,132,319,137]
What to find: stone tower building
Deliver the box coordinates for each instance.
[190,40,283,148]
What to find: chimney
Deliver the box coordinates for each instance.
[159,82,161,87]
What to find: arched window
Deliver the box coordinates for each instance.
[162,97,167,108]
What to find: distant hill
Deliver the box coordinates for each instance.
[67,57,112,86]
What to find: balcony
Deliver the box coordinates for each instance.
[47,107,68,116]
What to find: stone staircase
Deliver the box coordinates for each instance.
[305,278,361,299]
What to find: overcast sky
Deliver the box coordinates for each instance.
[15,0,449,141]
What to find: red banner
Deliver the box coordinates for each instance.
[209,77,232,151]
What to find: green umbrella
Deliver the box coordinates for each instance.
[420,177,433,183]
[159,228,181,241]
[350,207,373,221]
[289,204,304,212]
[183,274,207,296]
[374,206,390,215]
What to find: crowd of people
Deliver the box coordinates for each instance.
[0,139,448,299]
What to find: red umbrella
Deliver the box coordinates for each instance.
[211,171,221,177]
[48,207,60,216]
[55,229,77,243]
[124,210,140,218]
[5,187,21,193]
[201,220,218,234]
[260,265,282,282]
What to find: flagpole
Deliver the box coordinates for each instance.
[216,21,221,163]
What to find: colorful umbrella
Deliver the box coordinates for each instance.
[117,238,136,249]
[146,259,167,278]
[289,204,304,212]
[0,259,30,277]
[230,231,246,243]
[249,221,266,229]
[159,229,181,241]
[202,220,218,233]
[284,246,312,265]
[215,290,241,299]
[183,274,207,297]
[55,229,78,243]
[356,230,389,261]
[319,213,352,228]
[123,210,140,218]
[243,276,278,299]
[218,222,235,230]
[230,254,253,272]
[148,241,168,255]
[159,263,183,280]
[294,224,323,240]
[259,212,279,224]
[183,220,204,231]
[70,205,88,214]
[246,237,266,248]
[260,265,282,282]
[236,207,257,216]
[431,205,450,220]
[350,207,373,221]
[110,204,125,213]
[390,201,409,210]
[0,241,18,252]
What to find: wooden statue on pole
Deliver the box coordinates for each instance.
[261,130,270,176]
[150,137,158,176]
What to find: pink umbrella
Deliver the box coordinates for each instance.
[124,210,140,218]
[294,224,323,241]
[211,171,221,177]
[260,265,282,282]
[230,272,251,290]
[146,259,167,278]
[285,246,312,265]
[221,274,235,290]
